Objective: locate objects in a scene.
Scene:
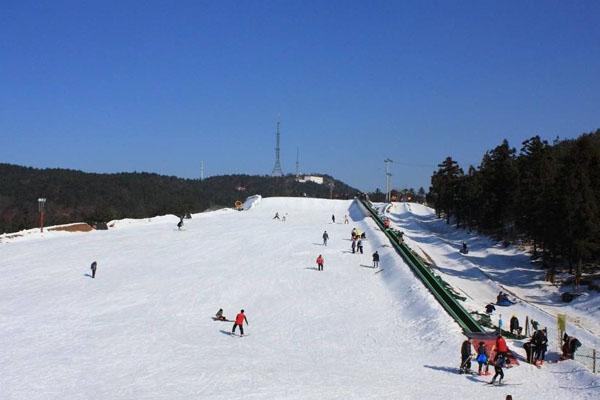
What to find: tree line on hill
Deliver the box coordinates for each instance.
[427,129,600,273]
[0,163,359,234]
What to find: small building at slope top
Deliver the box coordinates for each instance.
[296,175,324,185]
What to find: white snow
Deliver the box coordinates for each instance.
[1,197,599,399]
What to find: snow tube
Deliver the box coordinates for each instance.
[497,299,513,307]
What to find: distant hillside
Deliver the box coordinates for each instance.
[0,164,359,233]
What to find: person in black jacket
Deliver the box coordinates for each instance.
[509,315,521,336]
[460,338,472,374]
[90,261,97,279]
[372,251,380,268]
[322,231,329,246]
[533,328,548,363]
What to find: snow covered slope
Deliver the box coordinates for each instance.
[1,198,598,399]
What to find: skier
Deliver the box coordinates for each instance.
[177,217,184,230]
[232,309,248,336]
[490,353,507,385]
[344,215,349,224]
[476,341,490,375]
[215,308,227,321]
[273,212,280,220]
[460,241,468,254]
[322,231,329,246]
[316,254,324,271]
[90,261,97,279]
[357,239,364,254]
[351,228,358,240]
[351,239,356,254]
[372,251,380,268]
[460,338,472,374]
[331,214,335,223]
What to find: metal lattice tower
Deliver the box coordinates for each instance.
[295,147,300,178]
[271,120,284,176]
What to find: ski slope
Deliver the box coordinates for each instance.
[1,198,598,399]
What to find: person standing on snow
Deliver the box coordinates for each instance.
[476,341,489,375]
[344,215,349,224]
[372,251,380,268]
[495,334,509,359]
[490,353,507,385]
[90,261,97,279]
[351,239,356,254]
[232,309,248,336]
[331,214,335,223]
[357,239,364,254]
[322,231,329,246]
[177,217,184,230]
[460,338,473,374]
[316,254,324,271]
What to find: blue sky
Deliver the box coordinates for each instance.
[1,1,599,191]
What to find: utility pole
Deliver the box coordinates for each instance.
[38,198,46,233]
[295,147,300,178]
[384,158,393,203]
[328,182,335,199]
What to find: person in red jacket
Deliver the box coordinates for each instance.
[316,254,324,271]
[232,309,248,336]
[495,334,509,359]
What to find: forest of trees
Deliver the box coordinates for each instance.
[0,164,359,234]
[428,129,600,272]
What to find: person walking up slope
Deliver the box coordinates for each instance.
[316,254,324,271]
[322,231,329,246]
[232,309,248,336]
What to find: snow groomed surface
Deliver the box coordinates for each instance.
[1,197,598,399]
[359,198,483,334]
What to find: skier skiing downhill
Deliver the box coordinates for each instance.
[232,310,248,336]
[322,231,329,246]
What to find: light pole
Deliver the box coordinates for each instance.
[384,158,393,203]
[328,182,335,199]
[38,198,46,233]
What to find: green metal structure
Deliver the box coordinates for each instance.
[359,198,485,334]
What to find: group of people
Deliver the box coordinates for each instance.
[273,212,287,222]
[460,334,510,385]
[524,328,548,364]
[331,214,349,224]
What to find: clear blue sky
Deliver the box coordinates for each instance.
[1,1,599,192]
